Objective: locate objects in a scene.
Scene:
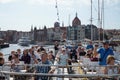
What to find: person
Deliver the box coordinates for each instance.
[48,51,55,64]
[21,49,31,64]
[91,43,99,61]
[11,53,20,72]
[104,55,120,74]
[35,52,52,80]
[93,43,99,58]
[104,55,120,79]
[16,49,22,60]
[70,47,77,62]
[96,41,114,65]
[56,48,73,74]
[57,48,69,66]
[28,49,39,64]
[0,52,4,66]
[0,52,3,57]
[54,41,59,56]
[40,46,45,52]
[0,57,4,66]
[11,53,27,79]
[86,41,94,50]
[0,53,5,80]
[85,48,93,58]
[8,51,16,61]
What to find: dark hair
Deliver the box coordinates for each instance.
[103,40,110,45]
[14,54,19,58]
[0,58,4,66]
[0,58,3,62]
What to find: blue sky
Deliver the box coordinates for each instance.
[0,0,120,31]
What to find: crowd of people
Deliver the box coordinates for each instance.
[0,40,120,80]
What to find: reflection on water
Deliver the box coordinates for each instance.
[0,44,55,61]
[0,44,32,61]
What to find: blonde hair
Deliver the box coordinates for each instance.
[107,55,115,64]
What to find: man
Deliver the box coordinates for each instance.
[58,48,69,66]
[70,47,77,62]
[54,41,59,56]
[86,41,94,50]
[35,52,52,80]
[97,41,114,65]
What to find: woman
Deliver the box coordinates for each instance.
[104,55,120,79]
[11,53,20,72]
[21,49,31,64]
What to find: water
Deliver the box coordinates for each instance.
[0,44,32,61]
[0,44,55,61]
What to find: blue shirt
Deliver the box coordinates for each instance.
[86,45,94,50]
[36,60,51,80]
[97,47,114,65]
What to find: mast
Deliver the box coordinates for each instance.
[90,0,93,41]
[68,14,71,26]
[98,0,100,42]
[102,0,104,41]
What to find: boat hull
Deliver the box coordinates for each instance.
[18,42,29,46]
[0,43,9,48]
[18,37,30,46]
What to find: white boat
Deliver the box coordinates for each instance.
[18,37,31,46]
[64,40,75,49]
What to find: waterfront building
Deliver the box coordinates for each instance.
[47,22,67,42]
[67,13,85,42]
[33,26,47,43]
[85,24,98,41]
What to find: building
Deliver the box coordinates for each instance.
[33,26,47,43]
[47,22,67,42]
[67,13,85,42]
[85,24,98,41]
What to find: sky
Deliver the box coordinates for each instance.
[0,0,120,31]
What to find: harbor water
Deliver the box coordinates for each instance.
[0,44,32,61]
[0,44,55,61]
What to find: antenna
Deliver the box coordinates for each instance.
[55,0,60,22]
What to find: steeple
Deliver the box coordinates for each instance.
[76,12,78,17]
[72,13,81,26]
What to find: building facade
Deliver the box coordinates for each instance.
[85,24,98,41]
[67,13,85,42]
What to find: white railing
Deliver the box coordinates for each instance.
[0,64,120,80]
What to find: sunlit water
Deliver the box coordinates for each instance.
[0,44,32,61]
[0,44,55,61]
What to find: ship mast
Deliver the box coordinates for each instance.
[102,0,104,41]
[98,0,101,42]
[90,0,93,41]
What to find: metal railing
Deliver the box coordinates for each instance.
[0,64,120,80]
